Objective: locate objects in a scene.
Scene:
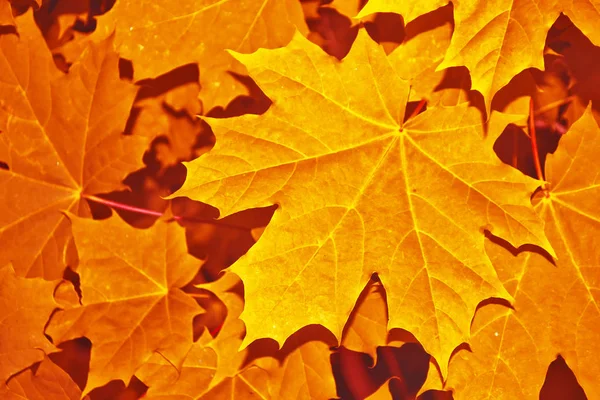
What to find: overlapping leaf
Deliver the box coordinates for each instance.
[325,0,365,19]
[2,357,83,400]
[91,0,308,111]
[0,12,147,279]
[136,337,219,399]
[361,0,600,112]
[0,265,58,382]
[0,0,13,26]
[357,0,447,25]
[437,107,600,399]
[387,16,461,105]
[341,280,388,359]
[46,215,203,394]
[172,29,554,375]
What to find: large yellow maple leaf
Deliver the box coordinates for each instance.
[360,0,600,112]
[171,30,554,375]
[46,215,203,394]
[0,12,148,280]
[91,0,308,112]
[429,107,600,399]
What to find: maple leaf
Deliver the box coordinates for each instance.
[46,214,203,394]
[0,0,14,26]
[171,29,554,375]
[258,334,338,400]
[198,273,247,385]
[388,19,453,103]
[357,0,447,26]
[140,271,337,399]
[138,338,271,400]
[361,0,600,112]
[2,357,84,400]
[386,6,471,107]
[0,12,147,279]
[137,272,266,399]
[129,82,208,171]
[136,336,219,399]
[90,0,308,111]
[0,264,58,382]
[439,107,600,399]
[324,0,366,20]
[366,377,403,400]
[544,20,600,122]
[341,280,388,360]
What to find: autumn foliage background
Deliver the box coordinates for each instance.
[1,0,599,399]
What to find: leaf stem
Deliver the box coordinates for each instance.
[529,99,549,197]
[512,130,518,168]
[83,194,180,220]
[82,194,249,230]
[533,95,575,116]
[408,99,427,120]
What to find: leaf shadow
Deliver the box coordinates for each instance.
[206,72,272,118]
[331,343,431,400]
[484,230,555,265]
[306,6,359,60]
[540,355,588,400]
[48,337,92,390]
[134,64,200,104]
[0,26,17,36]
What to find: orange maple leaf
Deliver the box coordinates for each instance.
[136,336,219,399]
[341,280,388,360]
[0,12,148,279]
[90,0,308,111]
[171,30,554,376]
[0,0,13,26]
[2,357,83,400]
[0,265,58,382]
[46,215,203,394]
[360,0,600,112]
[432,107,600,399]
[139,271,338,399]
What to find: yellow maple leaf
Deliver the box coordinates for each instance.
[387,18,459,105]
[357,0,448,25]
[170,29,554,376]
[325,0,366,20]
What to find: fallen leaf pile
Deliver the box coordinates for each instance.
[0,1,598,399]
